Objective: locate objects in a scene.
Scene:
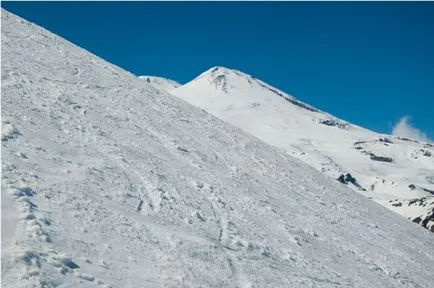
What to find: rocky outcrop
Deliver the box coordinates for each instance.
[392,197,434,232]
[319,119,348,129]
[369,153,393,163]
[379,137,393,144]
[337,173,365,190]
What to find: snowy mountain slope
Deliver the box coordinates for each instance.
[138,75,180,91]
[171,66,434,231]
[2,9,434,288]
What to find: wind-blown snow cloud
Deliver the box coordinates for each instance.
[392,116,430,142]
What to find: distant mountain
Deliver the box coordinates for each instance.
[171,66,434,232]
[2,8,434,288]
[138,75,180,91]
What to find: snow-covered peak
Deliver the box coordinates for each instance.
[172,66,434,232]
[195,66,243,79]
[177,65,325,117]
[138,75,180,92]
[192,66,266,92]
[189,66,248,94]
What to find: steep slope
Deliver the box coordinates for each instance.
[2,9,434,288]
[172,66,434,231]
[138,75,180,91]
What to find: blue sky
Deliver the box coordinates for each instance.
[3,2,433,140]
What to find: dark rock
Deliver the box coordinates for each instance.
[369,153,393,163]
[408,199,419,205]
[344,173,356,184]
[337,174,346,184]
[336,173,363,189]
[422,215,433,229]
[397,137,419,143]
[379,137,393,144]
[319,119,348,129]
[408,184,416,190]
[412,217,422,224]
[213,75,228,93]
[255,81,319,112]
[421,187,434,195]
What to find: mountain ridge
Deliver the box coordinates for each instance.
[138,75,181,92]
[171,65,434,232]
[2,8,434,287]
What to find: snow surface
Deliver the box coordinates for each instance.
[2,9,434,288]
[171,66,434,231]
[138,75,180,92]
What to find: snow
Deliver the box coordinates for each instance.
[138,75,180,92]
[2,9,434,288]
[1,188,22,272]
[172,66,434,231]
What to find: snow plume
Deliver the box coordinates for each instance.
[392,116,430,142]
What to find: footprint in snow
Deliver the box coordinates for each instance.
[176,145,189,153]
[16,151,28,159]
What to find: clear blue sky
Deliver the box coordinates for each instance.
[3,2,433,139]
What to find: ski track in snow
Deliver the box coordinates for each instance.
[1,9,434,288]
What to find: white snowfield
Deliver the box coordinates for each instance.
[1,9,434,288]
[138,76,181,92]
[171,66,434,232]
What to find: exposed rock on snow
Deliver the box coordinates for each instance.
[337,173,364,190]
[369,153,394,163]
[319,119,349,129]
